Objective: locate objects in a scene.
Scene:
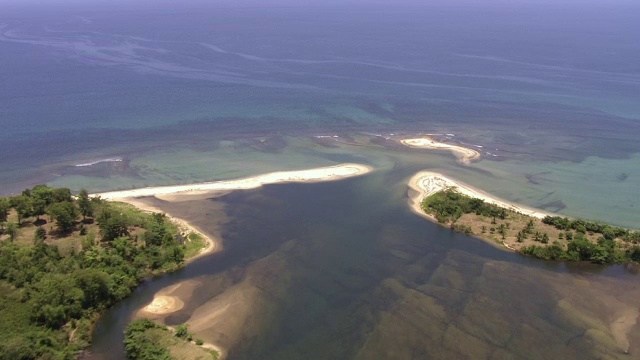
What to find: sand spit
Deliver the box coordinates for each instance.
[408,171,555,222]
[92,163,372,261]
[400,137,480,164]
[94,163,373,200]
[141,295,184,315]
[138,282,194,316]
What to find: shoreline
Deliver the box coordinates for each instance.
[97,163,374,359]
[94,163,373,200]
[116,197,219,263]
[400,137,481,164]
[408,171,555,220]
[408,171,557,252]
[94,163,373,262]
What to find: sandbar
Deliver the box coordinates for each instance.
[401,137,480,164]
[140,295,184,315]
[93,163,373,261]
[95,163,373,200]
[408,171,555,221]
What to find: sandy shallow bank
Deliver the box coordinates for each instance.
[401,137,480,164]
[408,171,555,221]
[94,163,373,200]
[140,295,185,315]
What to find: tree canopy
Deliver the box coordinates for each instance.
[0,185,189,359]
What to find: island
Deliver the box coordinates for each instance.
[400,136,481,164]
[408,171,640,263]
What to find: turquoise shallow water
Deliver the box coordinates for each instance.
[42,135,640,229]
[1,2,640,196]
[467,154,640,228]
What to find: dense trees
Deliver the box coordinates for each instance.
[542,215,635,241]
[77,189,93,220]
[521,233,633,264]
[124,319,173,360]
[0,185,189,359]
[0,198,10,223]
[11,195,31,225]
[47,202,78,233]
[97,206,130,241]
[4,222,18,241]
[422,188,506,223]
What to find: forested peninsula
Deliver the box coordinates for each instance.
[0,185,207,359]
[422,188,640,264]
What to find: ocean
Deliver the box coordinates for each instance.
[1,1,639,358]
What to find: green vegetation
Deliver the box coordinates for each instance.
[541,216,640,243]
[0,185,205,359]
[421,188,640,264]
[184,232,207,259]
[521,216,640,263]
[421,188,506,223]
[124,319,218,360]
[124,319,173,360]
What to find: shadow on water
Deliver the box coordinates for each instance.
[89,170,640,360]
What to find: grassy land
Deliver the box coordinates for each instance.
[148,328,218,360]
[124,319,219,360]
[453,212,594,251]
[183,232,208,259]
[422,188,640,263]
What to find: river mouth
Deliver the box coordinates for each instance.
[88,169,640,359]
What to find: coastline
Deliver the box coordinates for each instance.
[407,171,557,252]
[408,171,555,221]
[400,137,481,164]
[94,163,373,200]
[115,197,219,263]
[95,163,373,359]
[94,163,373,263]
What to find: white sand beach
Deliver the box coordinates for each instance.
[400,137,480,164]
[92,163,373,261]
[95,163,373,200]
[408,171,555,220]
